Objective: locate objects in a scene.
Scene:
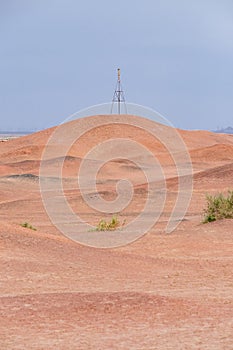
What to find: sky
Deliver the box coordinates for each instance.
[0,0,233,131]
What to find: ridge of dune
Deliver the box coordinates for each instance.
[178,128,233,149]
[1,115,233,164]
[190,143,233,161]
[1,115,232,197]
[194,162,233,180]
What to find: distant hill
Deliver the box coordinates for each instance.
[0,131,32,135]
[0,131,33,141]
[214,127,233,134]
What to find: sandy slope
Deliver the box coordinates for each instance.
[0,115,233,349]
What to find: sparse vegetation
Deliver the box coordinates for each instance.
[203,191,233,223]
[94,215,125,231]
[20,222,37,231]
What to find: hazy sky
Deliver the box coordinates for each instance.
[1,0,233,131]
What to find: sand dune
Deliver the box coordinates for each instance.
[1,115,233,349]
[190,143,233,162]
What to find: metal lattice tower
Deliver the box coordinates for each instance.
[111,68,127,114]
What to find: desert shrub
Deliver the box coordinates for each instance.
[203,191,233,223]
[20,222,37,231]
[94,215,125,231]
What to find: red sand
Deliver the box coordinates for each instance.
[0,116,233,349]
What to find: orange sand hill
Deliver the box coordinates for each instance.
[0,115,233,349]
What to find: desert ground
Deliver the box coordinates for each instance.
[0,115,233,349]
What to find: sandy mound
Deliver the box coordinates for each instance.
[1,115,233,349]
[190,143,233,162]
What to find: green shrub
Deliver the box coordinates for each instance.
[20,222,37,231]
[94,215,125,231]
[203,191,233,223]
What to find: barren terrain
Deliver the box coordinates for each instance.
[0,115,233,349]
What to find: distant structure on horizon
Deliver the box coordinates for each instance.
[111,68,127,115]
[214,126,233,134]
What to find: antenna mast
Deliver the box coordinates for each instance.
[111,68,127,114]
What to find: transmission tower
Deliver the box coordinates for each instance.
[111,68,127,114]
